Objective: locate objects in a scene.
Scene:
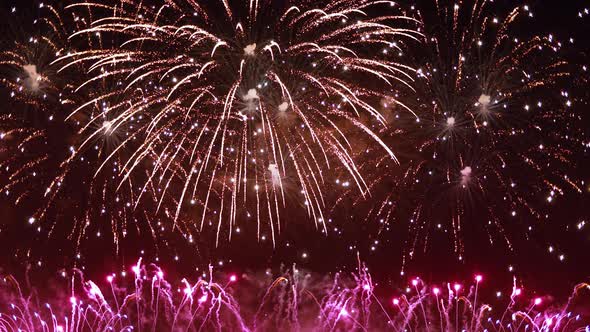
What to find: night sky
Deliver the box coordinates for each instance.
[0,0,589,319]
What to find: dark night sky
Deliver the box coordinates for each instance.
[0,0,588,304]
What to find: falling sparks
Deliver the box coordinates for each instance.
[1,0,422,249]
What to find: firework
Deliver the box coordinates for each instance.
[0,260,588,331]
[333,0,586,265]
[0,0,422,252]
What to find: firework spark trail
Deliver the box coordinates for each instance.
[0,261,589,331]
[332,0,586,268]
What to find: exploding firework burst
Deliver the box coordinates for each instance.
[39,0,423,247]
[333,0,586,265]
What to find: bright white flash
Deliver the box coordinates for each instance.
[478,94,491,106]
[243,89,259,101]
[278,102,289,112]
[268,164,280,186]
[460,166,472,185]
[243,43,256,56]
[22,64,41,92]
